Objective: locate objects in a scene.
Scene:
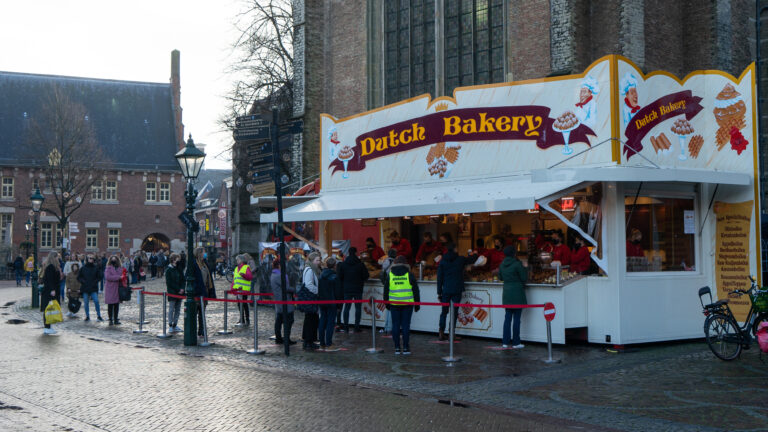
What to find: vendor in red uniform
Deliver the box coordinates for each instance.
[551,231,571,266]
[364,237,385,262]
[626,228,644,257]
[415,232,444,263]
[389,231,413,262]
[570,236,591,274]
[487,235,506,271]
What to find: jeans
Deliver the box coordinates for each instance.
[82,292,101,319]
[15,269,22,285]
[131,272,138,284]
[390,306,414,350]
[302,312,319,344]
[318,305,336,346]
[502,308,523,346]
[168,298,182,327]
[438,292,462,331]
[343,293,362,330]
[60,280,66,303]
[383,310,392,332]
[26,271,30,285]
[274,311,294,341]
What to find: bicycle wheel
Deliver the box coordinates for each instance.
[704,314,742,361]
[225,270,234,283]
[751,312,768,336]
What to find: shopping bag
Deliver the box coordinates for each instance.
[67,297,81,313]
[45,300,63,325]
[757,321,768,353]
[119,285,132,302]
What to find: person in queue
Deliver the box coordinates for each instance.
[192,247,213,336]
[499,246,528,349]
[40,252,62,335]
[301,252,322,350]
[337,247,369,333]
[65,262,82,318]
[389,231,412,262]
[551,231,571,266]
[415,232,444,264]
[487,235,506,271]
[104,255,123,325]
[318,257,341,350]
[436,242,466,341]
[570,236,591,274]
[78,255,103,322]
[364,237,385,263]
[271,259,296,345]
[626,228,644,257]
[384,255,420,354]
[232,254,253,325]
[164,253,184,332]
[378,248,398,335]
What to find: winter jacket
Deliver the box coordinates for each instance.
[436,250,466,297]
[383,263,420,309]
[499,256,528,305]
[66,271,81,298]
[318,268,341,302]
[192,261,209,297]
[271,269,294,313]
[13,257,23,271]
[77,262,101,294]
[337,255,369,296]
[165,264,184,297]
[40,264,61,312]
[104,265,122,305]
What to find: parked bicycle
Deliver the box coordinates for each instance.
[699,276,768,360]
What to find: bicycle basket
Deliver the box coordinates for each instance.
[751,291,768,313]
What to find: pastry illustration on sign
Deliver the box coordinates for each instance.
[337,145,355,179]
[650,133,672,154]
[425,141,462,178]
[553,111,580,155]
[620,72,640,127]
[670,118,694,161]
[574,76,600,128]
[713,84,749,154]
[688,135,704,159]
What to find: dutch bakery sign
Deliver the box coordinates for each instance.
[320,56,755,191]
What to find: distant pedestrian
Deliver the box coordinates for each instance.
[77,255,103,322]
[318,257,341,350]
[378,248,397,335]
[132,253,141,284]
[231,254,253,325]
[270,260,295,345]
[337,247,369,333]
[436,242,466,341]
[301,252,321,350]
[24,255,34,286]
[104,255,123,325]
[192,247,213,336]
[499,246,528,349]
[384,256,420,354]
[100,253,108,291]
[65,263,82,318]
[13,255,23,286]
[40,252,62,335]
[149,252,158,279]
[165,253,184,333]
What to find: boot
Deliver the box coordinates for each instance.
[438,329,446,341]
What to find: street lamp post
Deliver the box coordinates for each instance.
[30,188,44,309]
[175,134,206,346]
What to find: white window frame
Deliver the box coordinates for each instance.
[105,181,117,201]
[1,177,14,199]
[146,182,157,202]
[159,182,170,202]
[86,228,98,249]
[107,228,120,250]
[40,223,53,249]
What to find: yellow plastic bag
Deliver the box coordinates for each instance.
[44,300,63,325]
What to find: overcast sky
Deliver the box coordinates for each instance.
[0,0,246,169]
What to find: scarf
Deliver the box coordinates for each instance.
[624,97,640,113]
[575,95,592,108]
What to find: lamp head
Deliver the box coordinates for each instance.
[30,188,44,212]
[175,134,206,180]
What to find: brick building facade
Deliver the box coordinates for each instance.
[0,51,187,257]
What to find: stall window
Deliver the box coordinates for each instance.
[624,196,696,272]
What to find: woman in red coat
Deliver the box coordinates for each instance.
[570,236,591,274]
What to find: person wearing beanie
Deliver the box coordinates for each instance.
[499,245,528,349]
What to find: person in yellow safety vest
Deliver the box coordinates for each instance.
[231,254,253,325]
[383,255,421,355]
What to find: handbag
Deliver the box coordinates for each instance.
[45,300,63,325]
[296,268,318,313]
[119,285,132,302]
[67,297,82,313]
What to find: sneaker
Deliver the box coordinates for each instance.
[274,338,284,344]
[338,328,346,333]
[174,326,183,332]
[394,348,402,355]
[512,344,525,349]
[97,317,104,322]
[84,317,90,322]
[43,328,52,335]
[502,344,509,348]
[402,348,411,355]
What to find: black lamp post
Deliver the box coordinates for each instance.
[175,134,206,346]
[30,188,44,309]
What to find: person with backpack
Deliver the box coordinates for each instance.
[337,247,369,333]
[383,255,420,355]
[318,257,341,350]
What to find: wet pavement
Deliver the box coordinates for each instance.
[3,279,768,431]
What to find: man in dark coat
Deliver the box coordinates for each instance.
[436,243,466,341]
[77,255,103,321]
[336,247,369,332]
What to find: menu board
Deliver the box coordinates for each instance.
[714,200,753,321]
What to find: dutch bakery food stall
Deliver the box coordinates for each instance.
[261,55,761,345]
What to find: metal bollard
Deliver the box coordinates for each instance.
[441,300,461,363]
[156,292,172,339]
[365,298,382,353]
[218,290,233,335]
[199,296,213,347]
[543,320,560,363]
[133,289,148,334]
[247,295,265,355]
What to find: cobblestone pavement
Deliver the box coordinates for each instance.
[3,279,768,431]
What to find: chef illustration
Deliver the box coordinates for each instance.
[620,72,640,127]
[574,75,600,128]
[327,127,340,161]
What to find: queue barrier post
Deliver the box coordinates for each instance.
[441,299,461,363]
[133,288,148,334]
[199,296,213,347]
[156,292,172,339]
[247,294,265,355]
[218,290,233,335]
[365,297,382,354]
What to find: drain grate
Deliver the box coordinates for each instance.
[6,319,27,325]
[0,402,23,410]
[437,399,470,408]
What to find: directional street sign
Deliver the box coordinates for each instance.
[235,115,268,129]
[278,120,303,135]
[234,126,270,141]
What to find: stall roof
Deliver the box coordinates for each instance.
[531,165,751,186]
[260,176,580,222]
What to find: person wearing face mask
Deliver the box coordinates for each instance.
[415,232,444,264]
[364,237,385,263]
[487,235,506,272]
[388,231,412,262]
[104,255,123,325]
[570,236,591,274]
[627,228,644,257]
[551,231,571,266]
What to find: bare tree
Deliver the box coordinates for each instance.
[26,87,110,253]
